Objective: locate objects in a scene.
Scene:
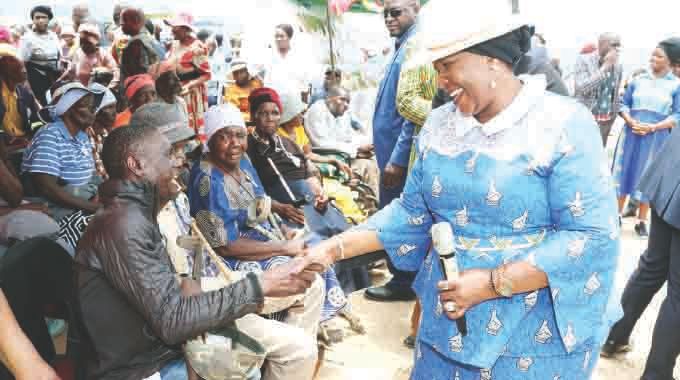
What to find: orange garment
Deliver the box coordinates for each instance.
[224,78,263,123]
[113,109,131,128]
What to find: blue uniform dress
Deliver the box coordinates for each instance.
[188,157,347,322]
[612,71,680,202]
[364,76,621,379]
[372,26,418,208]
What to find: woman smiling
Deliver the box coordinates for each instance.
[303,1,621,378]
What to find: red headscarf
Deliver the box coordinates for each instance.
[124,74,154,100]
[248,87,282,118]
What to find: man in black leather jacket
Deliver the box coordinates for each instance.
[73,125,316,379]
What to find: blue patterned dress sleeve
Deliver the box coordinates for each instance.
[364,153,433,271]
[528,106,621,353]
[188,162,240,248]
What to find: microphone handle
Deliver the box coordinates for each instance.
[439,256,468,336]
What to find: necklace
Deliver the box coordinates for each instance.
[218,163,256,202]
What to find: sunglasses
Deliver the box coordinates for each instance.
[383,8,403,19]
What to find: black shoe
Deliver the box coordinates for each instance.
[403,335,416,349]
[635,222,649,238]
[600,339,632,358]
[364,285,416,302]
[622,204,638,218]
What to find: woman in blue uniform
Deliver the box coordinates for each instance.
[612,38,680,237]
[303,1,621,379]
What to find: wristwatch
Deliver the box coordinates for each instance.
[491,265,514,298]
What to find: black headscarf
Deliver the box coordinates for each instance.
[659,37,680,65]
[464,25,534,66]
[30,5,54,21]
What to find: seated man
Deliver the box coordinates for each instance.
[134,104,322,379]
[21,82,102,221]
[74,125,318,379]
[309,65,341,106]
[304,86,379,196]
[223,59,262,124]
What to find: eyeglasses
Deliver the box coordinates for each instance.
[610,42,621,48]
[383,8,403,19]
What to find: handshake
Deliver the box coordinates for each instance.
[260,241,340,298]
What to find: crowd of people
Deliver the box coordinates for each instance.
[1,0,680,379]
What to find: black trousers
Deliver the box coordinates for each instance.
[608,210,680,380]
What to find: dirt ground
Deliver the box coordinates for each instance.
[316,218,680,380]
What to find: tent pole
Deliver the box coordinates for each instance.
[326,2,336,70]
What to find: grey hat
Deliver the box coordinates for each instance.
[130,102,195,144]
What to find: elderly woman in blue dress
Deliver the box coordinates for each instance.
[612,38,680,237]
[188,104,347,324]
[304,1,621,379]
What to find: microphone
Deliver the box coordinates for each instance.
[431,222,467,336]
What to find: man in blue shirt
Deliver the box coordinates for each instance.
[366,0,420,302]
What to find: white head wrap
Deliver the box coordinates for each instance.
[203,104,246,152]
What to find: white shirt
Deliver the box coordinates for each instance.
[20,30,60,68]
[304,100,370,157]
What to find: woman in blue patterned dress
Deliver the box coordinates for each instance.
[188,104,347,322]
[612,39,680,237]
[303,2,621,379]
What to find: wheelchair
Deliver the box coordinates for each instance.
[311,148,379,224]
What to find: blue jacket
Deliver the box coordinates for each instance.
[372,26,417,206]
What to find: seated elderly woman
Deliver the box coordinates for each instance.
[188,104,348,324]
[246,87,350,238]
[21,81,103,221]
[113,73,157,128]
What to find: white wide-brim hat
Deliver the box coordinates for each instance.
[405,0,529,69]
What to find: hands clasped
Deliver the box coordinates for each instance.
[260,244,333,298]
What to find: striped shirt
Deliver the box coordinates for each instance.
[21,120,94,186]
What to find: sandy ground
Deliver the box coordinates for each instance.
[316,218,679,380]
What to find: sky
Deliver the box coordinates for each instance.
[520,0,680,73]
[2,0,679,74]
